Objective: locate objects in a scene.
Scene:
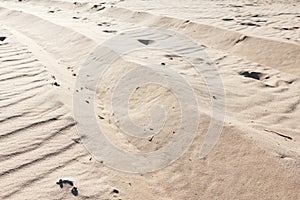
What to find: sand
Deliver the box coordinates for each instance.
[0,0,299,199]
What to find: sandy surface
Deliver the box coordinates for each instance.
[0,0,299,199]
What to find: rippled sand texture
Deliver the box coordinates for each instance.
[0,0,299,199]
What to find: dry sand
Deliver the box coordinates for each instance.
[0,0,299,199]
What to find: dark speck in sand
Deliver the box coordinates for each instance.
[222,18,234,21]
[53,82,60,87]
[56,179,74,188]
[103,30,117,33]
[111,189,119,194]
[71,187,78,196]
[98,115,105,119]
[240,22,260,27]
[138,39,154,45]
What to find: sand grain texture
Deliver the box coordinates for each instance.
[0,0,299,199]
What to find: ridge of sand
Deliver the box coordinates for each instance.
[0,0,299,199]
[0,2,298,75]
[103,7,300,75]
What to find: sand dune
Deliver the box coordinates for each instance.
[0,0,299,199]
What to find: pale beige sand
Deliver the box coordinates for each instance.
[0,0,299,199]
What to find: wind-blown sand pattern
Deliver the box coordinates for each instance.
[0,0,299,199]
